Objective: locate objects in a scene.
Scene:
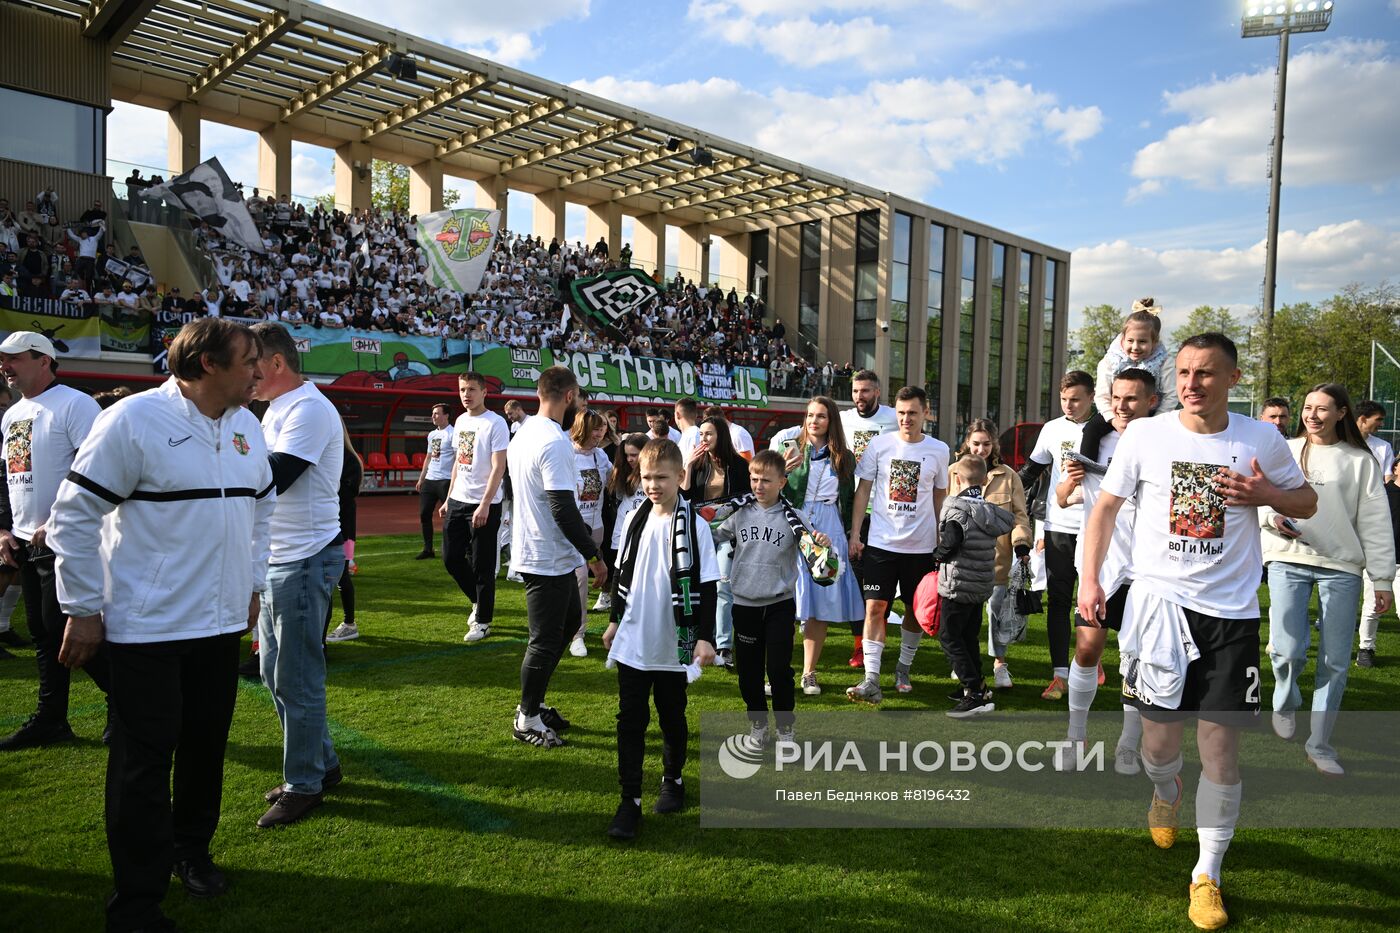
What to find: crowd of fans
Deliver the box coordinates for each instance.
[2,178,840,397]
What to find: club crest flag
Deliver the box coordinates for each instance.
[142,158,264,254]
[417,208,501,293]
[569,269,663,327]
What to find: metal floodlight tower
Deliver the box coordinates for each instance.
[1241,1,1333,396]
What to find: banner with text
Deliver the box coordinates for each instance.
[0,294,102,359]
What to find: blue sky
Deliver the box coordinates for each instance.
[107,0,1400,336]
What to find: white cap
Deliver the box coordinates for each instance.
[0,331,57,358]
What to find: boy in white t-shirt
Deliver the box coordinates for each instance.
[603,439,718,841]
[846,386,949,704]
[1079,334,1314,932]
[1019,370,1095,701]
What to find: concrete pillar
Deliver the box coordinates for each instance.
[167,101,201,175]
[942,231,964,443]
[256,122,291,200]
[333,141,372,212]
[872,207,893,385]
[474,176,509,230]
[632,212,666,280]
[824,216,854,367]
[1025,253,1046,421]
[585,201,621,259]
[716,232,750,294]
[409,159,443,217]
[970,234,991,421]
[772,223,800,345]
[676,224,706,283]
[533,189,566,243]
[1000,245,1022,426]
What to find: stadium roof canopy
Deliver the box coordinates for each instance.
[19,0,887,231]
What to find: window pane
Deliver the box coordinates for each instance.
[891,261,909,304]
[856,263,878,302]
[856,211,880,262]
[962,233,977,281]
[929,223,945,275]
[0,86,100,173]
[893,212,911,264]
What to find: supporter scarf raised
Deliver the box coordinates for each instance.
[569,268,663,328]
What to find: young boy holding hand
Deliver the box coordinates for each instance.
[603,439,718,841]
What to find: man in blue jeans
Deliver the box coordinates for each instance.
[251,322,346,828]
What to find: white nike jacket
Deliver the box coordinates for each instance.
[48,378,275,644]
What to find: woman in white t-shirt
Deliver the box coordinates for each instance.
[1262,383,1394,775]
[568,409,612,657]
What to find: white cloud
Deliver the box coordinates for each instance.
[1069,219,1400,335]
[107,101,169,172]
[290,146,334,197]
[320,0,589,65]
[1130,39,1400,196]
[571,74,1103,197]
[688,2,910,70]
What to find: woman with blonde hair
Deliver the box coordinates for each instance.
[949,419,1032,690]
[568,408,612,657]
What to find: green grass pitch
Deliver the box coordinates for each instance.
[2,534,1398,931]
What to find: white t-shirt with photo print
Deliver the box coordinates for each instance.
[1073,429,1136,596]
[448,409,509,505]
[1100,411,1305,619]
[1028,416,1088,534]
[573,447,611,531]
[855,432,950,554]
[2,384,100,542]
[423,426,455,481]
[840,404,898,467]
[608,506,721,672]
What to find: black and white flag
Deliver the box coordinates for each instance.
[143,158,265,254]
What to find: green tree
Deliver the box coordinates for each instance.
[1170,305,1247,349]
[371,160,460,214]
[1068,303,1122,370]
[1260,282,1400,408]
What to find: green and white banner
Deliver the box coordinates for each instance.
[569,268,664,327]
[416,208,502,293]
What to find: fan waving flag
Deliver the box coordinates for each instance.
[417,208,501,293]
[569,268,663,327]
[142,158,264,254]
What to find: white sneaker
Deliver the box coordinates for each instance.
[325,622,359,643]
[801,672,821,696]
[993,665,1013,690]
[1114,745,1141,776]
[593,592,612,611]
[776,724,795,747]
[569,635,588,657]
[507,570,524,583]
[1272,711,1296,740]
[764,681,772,697]
[463,621,489,643]
[745,721,769,751]
[467,606,478,627]
[1308,755,1344,777]
[1053,739,1084,772]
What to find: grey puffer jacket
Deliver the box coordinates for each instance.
[938,493,1015,604]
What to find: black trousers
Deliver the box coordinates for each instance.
[733,598,797,728]
[20,543,110,725]
[104,631,240,933]
[939,598,987,691]
[615,662,688,799]
[442,501,501,626]
[417,478,450,551]
[519,571,580,717]
[1043,529,1078,671]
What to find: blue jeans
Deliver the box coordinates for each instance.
[715,543,734,651]
[1266,561,1361,761]
[259,542,345,795]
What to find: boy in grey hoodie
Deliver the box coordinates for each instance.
[713,450,829,745]
[934,455,1015,718]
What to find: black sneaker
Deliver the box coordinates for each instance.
[256,790,323,828]
[172,855,228,898]
[947,686,993,702]
[512,707,565,748]
[539,706,571,732]
[947,692,995,719]
[414,550,435,560]
[1357,648,1376,668]
[0,629,28,648]
[653,778,685,814]
[607,798,642,840]
[237,651,261,680]
[0,715,76,751]
[0,646,14,661]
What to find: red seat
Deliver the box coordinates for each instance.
[388,451,412,486]
[366,452,389,487]
[411,452,426,469]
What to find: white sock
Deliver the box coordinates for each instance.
[1142,753,1183,804]
[898,627,922,669]
[1067,661,1098,741]
[0,586,19,633]
[1053,665,1070,680]
[633,797,642,807]
[1192,777,1241,884]
[863,638,884,680]
[1118,705,1143,750]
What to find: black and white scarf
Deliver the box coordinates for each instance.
[611,497,705,664]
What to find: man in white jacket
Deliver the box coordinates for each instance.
[48,318,274,932]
